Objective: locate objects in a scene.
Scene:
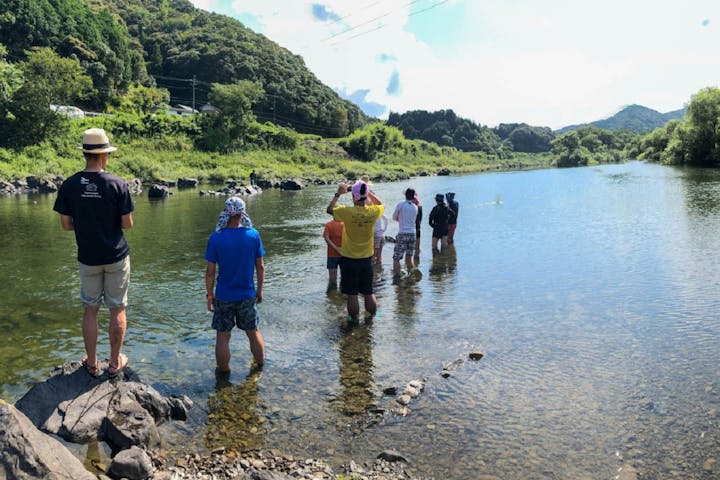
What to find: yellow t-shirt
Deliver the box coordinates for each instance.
[333,205,384,259]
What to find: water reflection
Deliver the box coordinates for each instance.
[332,323,376,416]
[428,244,457,282]
[680,166,720,216]
[205,369,266,451]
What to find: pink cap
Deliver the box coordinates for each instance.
[351,180,368,201]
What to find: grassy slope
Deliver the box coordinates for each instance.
[0,136,554,185]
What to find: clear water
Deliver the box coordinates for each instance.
[1,162,718,479]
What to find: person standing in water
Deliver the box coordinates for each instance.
[429,193,450,252]
[446,192,459,243]
[326,181,384,322]
[205,197,265,373]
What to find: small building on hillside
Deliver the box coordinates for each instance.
[50,104,85,119]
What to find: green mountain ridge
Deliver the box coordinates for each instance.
[556,104,686,134]
[0,0,369,137]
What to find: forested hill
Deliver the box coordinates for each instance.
[387,109,554,153]
[0,0,368,137]
[556,104,685,134]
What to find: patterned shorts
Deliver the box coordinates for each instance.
[392,233,416,260]
[212,298,259,332]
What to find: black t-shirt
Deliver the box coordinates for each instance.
[429,204,450,229]
[53,171,134,265]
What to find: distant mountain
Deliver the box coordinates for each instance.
[556,104,686,134]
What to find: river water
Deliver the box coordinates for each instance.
[1,161,718,479]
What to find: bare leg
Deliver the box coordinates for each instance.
[393,258,401,276]
[441,235,448,249]
[215,331,232,372]
[108,307,127,368]
[405,254,414,271]
[328,268,338,284]
[347,294,360,321]
[364,294,377,317]
[245,329,265,365]
[82,306,100,366]
[432,237,440,252]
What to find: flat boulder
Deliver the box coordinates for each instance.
[0,399,96,480]
[15,361,192,451]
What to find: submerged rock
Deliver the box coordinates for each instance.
[377,449,409,463]
[108,446,154,480]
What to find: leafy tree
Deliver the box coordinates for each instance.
[339,123,405,161]
[118,84,170,113]
[551,126,635,167]
[195,80,264,152]
[1,47,92,147]
[0,44,23,105]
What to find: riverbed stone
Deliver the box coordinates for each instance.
[377,449,409,463]
[0,399,96,480]
[108,446,154,480]
[177,177,199,188]
[279,178,303,190]
[469,351,485,360]
[0,181,17,195]
[149,184,172,198]
[128,178,143,195]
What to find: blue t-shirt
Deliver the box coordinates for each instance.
[205,227,265,301]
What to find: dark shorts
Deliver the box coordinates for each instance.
[340,256,373,296]
[327,256,341,269]
[212,298,259,332]
[432,226,449,238]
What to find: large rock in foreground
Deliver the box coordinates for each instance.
[0,399,96,480]
[15,361,192,452]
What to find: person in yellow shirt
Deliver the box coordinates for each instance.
[326,180,384,322]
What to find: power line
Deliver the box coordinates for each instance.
[327,0,449,47]
[320,0,424,43]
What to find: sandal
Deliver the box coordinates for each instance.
[108,353,129,378]
[81,355,101,378]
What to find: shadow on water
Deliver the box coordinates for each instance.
[205,368,266,451]
[330,322,376,417]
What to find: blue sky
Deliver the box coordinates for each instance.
[189,0,719,129]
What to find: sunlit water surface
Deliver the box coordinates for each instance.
[1,162,719,479]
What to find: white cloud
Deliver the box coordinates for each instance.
[195,0,720,128]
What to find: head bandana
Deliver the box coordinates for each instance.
[215,197,253,232]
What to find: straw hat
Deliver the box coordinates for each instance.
[79,128,117,154]
[360,174,372,185]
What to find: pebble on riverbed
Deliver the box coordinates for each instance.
[148,448,418,479]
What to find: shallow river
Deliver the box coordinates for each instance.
[1,161,718,479]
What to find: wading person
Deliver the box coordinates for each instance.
[429,193,450,252]
[392,188,419,276]
[373,213,388,265]
[413,192,422,258]
[205,197,265,373]
[323,218,344,290]
[446,192,459,243]
[326,181,384,322]
[53,128,134,378]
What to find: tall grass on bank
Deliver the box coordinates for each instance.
[0,116,553,184]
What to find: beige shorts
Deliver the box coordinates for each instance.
[78,256,131,308]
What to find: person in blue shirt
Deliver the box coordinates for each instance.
[205,197,265,373]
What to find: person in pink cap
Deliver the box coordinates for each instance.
[326,180,384,322]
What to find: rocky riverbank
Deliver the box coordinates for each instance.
[0,360,429,480]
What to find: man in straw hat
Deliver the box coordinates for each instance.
[326,180,384,323]
[53,128,134,378]
[205,197,265,374]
